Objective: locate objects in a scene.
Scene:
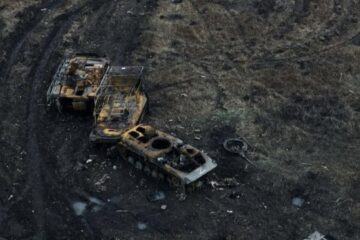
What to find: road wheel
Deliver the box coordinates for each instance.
[151,169,158,179]
[135,161,143,170]
[128,156,135,165]
[189,180,203,192]
[158,172,165,180]
[167,176,182,188]
[144,165,151,175]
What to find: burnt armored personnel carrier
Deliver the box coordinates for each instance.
[116,124,217,188]
[89,66,148,143]
[47,54,110,112]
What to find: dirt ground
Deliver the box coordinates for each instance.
[0,0,360,239]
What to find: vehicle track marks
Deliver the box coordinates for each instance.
[0,0,63,82]
[19,3,93,238]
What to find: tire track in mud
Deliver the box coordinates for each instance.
[0,0,63,82]
[0,0,70,226]
[15,3,95,238]
[35,2,110,237]
[0,1,64,169]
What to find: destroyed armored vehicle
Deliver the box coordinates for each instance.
[116,124,217,188]
[89,66,148,143]
[47,54,110,112]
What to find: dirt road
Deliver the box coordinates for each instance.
[0,0,359,239]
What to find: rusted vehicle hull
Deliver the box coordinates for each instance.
[89,66,148,143]
[46,54,110,112]
[116,125,217,187]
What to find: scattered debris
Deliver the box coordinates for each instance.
[88,197,104,206]
[228,191,242,199]
[209,181,220,189]
[106,146,118,158]
[162,14,184,21]
[95,174,111,185]
[137,222,147,230]
[177,192,187,201]
[223,138,256,167]
[139,178,147,188]
[176,125,185,129]
[94,174,111,191]
[116,209,129,213]
[127,10,135,16]
[292,197,305,208]
[147,191,166,202]
[304,231,330,240]
[170,0,182,4]
[351,33,360,46]
[319,35,326,41]
[72,202,87,216]
[72,196,105,216]
[223,178,240,187]
[210,178,240,190]
[74,161,87,171]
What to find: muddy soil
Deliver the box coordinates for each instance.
[0,0,360,239]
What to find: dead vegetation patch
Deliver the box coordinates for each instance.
[257,93,356,137]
